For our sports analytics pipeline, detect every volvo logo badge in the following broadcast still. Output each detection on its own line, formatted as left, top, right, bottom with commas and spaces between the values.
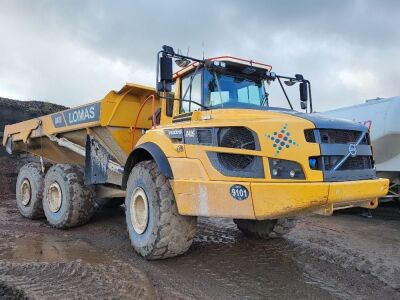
349, 144, 357, 157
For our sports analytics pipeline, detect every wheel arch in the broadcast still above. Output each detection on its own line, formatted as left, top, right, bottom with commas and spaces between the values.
122, 142, 173, 189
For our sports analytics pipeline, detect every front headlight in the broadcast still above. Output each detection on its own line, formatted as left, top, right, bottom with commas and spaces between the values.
268, 158, 305, 179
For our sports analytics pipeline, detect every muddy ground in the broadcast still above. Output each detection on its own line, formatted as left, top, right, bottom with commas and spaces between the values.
0, 156, 400, 299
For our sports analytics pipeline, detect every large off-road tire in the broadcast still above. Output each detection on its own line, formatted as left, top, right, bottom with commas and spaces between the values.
43, 164, 95, 228
234, 218, 296, 239
125, 160, 197, 260
15, 162, 45, 219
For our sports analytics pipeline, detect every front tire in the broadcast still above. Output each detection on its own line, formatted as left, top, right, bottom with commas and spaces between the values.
43, 164, 95, 228
16, 163, 45, 219
234, 218, 296, 239
125, 160, 197, 260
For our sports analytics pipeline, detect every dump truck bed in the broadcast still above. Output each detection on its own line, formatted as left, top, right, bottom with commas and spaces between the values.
3, 83, 159, 166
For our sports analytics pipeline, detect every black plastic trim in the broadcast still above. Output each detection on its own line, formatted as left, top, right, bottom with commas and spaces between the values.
207, 152, 264, 178
122, 142, 173, 189
172, 112, 193, 123
323, 169, 375, 182
268, 158, 305, 180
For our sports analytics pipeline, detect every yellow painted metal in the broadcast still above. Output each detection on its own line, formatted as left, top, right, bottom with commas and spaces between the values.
156, 108, 323, 182
3, 83, 161, 162
172, 179, 255, 219
251, 182, 329, 219
328, 178, 388, 203
172, 177, 388, 220
168, 158, 209, 180
251, 178, 388, 219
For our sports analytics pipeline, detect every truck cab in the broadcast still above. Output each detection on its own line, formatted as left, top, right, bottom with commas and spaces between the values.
126, 46, 388, 220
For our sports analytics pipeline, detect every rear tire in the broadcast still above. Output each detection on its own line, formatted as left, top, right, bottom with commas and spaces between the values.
125, 160, 197, 260
234, 218, 296, 239
43, 164, 95, 228
16, 162, 45, 219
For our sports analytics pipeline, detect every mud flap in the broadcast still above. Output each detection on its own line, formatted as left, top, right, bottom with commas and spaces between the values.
5, 135, 13, 155
85, 136, 109, 185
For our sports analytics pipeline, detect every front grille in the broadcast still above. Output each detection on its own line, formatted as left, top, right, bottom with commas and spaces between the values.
339, 156, 373, 170
304, 129, 316, 142
218, 127, 256, 150
217, 153, 254, 170
319, 129, 369, 145
196, 128, 213, 145
322, 155, 373, 171
216, 127, 257, 171
306, 127, 374, 181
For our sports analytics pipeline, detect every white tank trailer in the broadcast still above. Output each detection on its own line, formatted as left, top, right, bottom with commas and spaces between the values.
321, 96, 400, 200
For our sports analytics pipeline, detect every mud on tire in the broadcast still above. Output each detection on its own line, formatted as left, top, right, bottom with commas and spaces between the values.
43, 164, 95, 228
16, 162, 46, 219
125, 160, 197, 260
234, 218, 296, 239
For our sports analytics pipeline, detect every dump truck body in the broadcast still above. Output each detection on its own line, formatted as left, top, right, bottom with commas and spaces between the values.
4, 90, 388, 218
2, 46, 389, 259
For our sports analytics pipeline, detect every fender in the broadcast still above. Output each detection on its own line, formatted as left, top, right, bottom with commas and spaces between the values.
122, 142, 173, 189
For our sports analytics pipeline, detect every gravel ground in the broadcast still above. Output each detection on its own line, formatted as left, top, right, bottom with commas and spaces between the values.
0, 156, 400, 299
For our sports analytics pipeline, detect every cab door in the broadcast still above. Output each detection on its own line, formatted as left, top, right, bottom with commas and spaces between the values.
172, 70, 203, 120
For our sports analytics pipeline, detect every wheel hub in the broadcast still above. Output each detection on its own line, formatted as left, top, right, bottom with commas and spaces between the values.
48, 182, 62, 213
21, 179, 31, 206
130, 187, 149, 235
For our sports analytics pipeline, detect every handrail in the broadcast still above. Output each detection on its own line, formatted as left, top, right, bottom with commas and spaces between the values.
130, 94, 156, 150
208, 56, 272, 70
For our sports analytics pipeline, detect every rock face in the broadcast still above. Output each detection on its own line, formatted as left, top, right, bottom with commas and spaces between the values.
0, 97, 67, 156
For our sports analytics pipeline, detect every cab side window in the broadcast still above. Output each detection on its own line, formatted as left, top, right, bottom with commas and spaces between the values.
180, 71, 202, 113
166, 81, 175, 117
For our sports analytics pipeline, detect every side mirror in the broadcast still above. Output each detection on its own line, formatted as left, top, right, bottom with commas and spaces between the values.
299, 82, 308, 109
300, 82, 308, 102
157, 55, 173, 92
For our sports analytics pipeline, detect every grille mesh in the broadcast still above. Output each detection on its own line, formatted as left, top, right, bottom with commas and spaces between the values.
217, 127, 255, 170
319, 129, 368, 144
322, 155, 373, 171
217, 153, 254, 170
218, 127, 256, 150
339, 156, 373, 170
304, 129, 316, 142
196, 128, 213, 145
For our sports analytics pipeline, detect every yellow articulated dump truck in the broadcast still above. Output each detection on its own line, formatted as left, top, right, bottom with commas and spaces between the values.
3, 45, 389, 259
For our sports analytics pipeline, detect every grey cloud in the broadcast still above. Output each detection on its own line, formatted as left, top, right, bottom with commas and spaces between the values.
0, 0, 399, 110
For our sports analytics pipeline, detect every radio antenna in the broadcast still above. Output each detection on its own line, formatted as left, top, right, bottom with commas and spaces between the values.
202, 41, 205, 60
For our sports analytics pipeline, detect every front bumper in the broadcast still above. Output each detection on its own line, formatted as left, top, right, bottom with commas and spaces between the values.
251, 178, 389, 219
172, 178, 389, 219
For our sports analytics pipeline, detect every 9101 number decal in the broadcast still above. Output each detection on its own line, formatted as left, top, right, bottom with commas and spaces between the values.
230, 184, 249, 201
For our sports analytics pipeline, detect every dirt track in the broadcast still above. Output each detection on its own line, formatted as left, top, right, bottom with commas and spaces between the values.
1, 156, 400, 299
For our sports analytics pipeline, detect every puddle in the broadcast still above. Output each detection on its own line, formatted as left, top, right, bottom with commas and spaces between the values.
0, 235, 109, 264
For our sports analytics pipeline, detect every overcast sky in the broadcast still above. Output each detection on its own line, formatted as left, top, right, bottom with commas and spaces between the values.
0, 0, 399, 111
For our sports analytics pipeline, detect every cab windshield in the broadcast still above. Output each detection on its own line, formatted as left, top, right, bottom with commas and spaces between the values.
203, 69, 267, 109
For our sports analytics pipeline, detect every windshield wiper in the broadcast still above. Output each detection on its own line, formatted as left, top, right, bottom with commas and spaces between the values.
212, 71, 224, 107
260, 92, 269, 107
